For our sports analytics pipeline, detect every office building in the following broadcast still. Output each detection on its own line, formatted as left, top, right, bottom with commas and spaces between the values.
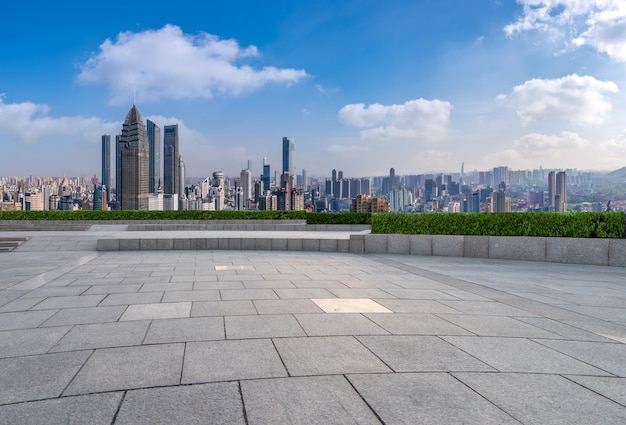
556, 171, 567, 212
241, 168, 252, 201
146, 120, 160, 194
101, 135, 111, 191
262, 158, 270, 191
163, 124, 179, 196
282, 137, 295, 175
548, 171, 556, 209
118, 104, 149, 210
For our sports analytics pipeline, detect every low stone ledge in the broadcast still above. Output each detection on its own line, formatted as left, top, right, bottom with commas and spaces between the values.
387, 234, 410, 255
96, 239, 119, 251
432, 235, 464, 257
364, 234, 388, 254
409, 235, 432, 256
489, 236, 546, 262
609, 239, 626, 267
547, 238, 609, 266
464, 236, 489, 258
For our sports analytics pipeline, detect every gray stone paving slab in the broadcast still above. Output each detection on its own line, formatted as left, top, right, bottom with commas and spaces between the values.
373, 298, 463, 314
357, 335, 495, 372
348, 372, 520, 424
516, 317, 617, 342
438, 300, 539, 316
193, 281, 246, 290
191, 300, 257, 316
120, 302, 192, 321
243, 279, 297, 289
182, 339, 287, 383
41, 305, 127, 327
50, 320, 150, 352
161, 289, 220, 302
0, 326, 71, 358
455, 372, 626, 424
0, 296, 46, 312
328, 288, 396, 299
144, 316, 224, 344
443, 336, 611, 375
82, 283, 142, 295
253, 299, 324, 314
0, 309, 57, 330
438, 314, 562, 338
0, 351, 92, 404
116, 382, 245, 425
536, 339, 626, 377
139, 282, 193, 292
29, 294, 106, 310
273, 288, 336, 299
365, 313, 473, 335
242, 375, 382, 425
273, 336, 392, 376
0, 392, 123, 425
99, 291, 163, 306
225, 314, 306, 339
64, 343, 185, 395
220, 288, 278, 300
295, 313, 389, 336
22, 286, 88, 298
565, 375, 626, 406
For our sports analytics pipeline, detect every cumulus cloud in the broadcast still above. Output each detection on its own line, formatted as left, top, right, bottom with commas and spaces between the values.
77, 24, 309, 104
496, 74, 618, 125
338, 98, 452, 143
0, 95, 119, 145
505, 0, 626, 61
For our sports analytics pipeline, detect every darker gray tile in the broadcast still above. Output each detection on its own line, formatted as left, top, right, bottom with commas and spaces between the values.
566, 375, 626, 406
64, 344, 184, 395
365, 313, 472, 335
99, 291, 163, 306
182, 339, 287, 383
537, 339, 626, 377
30, 295, 106, 310
143, 317, 224, 344
253, 299, 324, 314
191, 300, 257, 316
0, 310, 57, 331
115, 382, 245, 425
0, 326, 70, 358
348, 373, 519, 424
438, 314, 561, 338
225, 314, 306, 339
50, 320, 150, 352
242, 376, 381, 425
295, 313, 389, 336
41, 305, 126, 327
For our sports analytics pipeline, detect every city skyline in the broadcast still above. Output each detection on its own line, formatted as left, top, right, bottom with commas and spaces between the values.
1, 1, 625, 178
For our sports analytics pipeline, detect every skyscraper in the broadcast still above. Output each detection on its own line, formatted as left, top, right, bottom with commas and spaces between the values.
556, 171, 567, 212
101, 134, 111, 192
118, 104, 149, 210
241, 168, 252, 201
115, 134, 121, 205
262, 158, 270, 191
163, 124, 179, 196
548, 171, 556, 209
282, 137, 295, 175
146, 120, 161, 194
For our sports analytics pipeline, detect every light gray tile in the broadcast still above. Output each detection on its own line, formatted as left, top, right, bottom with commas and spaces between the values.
348, 373, 519, 424
455, 372, 626, 425
242, 376, 381, 425
273, 336, 391, 376
144, 317, 224, 344
65, 344, 185, 395
182, 339, 287, 383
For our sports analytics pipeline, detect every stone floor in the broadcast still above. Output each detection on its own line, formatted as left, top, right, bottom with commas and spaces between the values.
0, 229, 625, 424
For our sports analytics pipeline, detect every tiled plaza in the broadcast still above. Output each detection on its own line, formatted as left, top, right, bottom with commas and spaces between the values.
0, 228, 625, 424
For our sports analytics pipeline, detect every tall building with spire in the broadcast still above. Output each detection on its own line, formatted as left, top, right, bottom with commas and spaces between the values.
163, 124, 180, 197
282, 137, 295, 175
117, 104, 149, 210
146, 120, 160, 194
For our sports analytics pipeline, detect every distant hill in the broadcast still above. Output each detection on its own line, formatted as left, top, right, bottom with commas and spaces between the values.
605, 166, 626, 180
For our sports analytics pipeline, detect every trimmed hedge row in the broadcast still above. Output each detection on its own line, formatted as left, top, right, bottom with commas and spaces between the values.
370, 212, 625, 238
305, 212, 372, 225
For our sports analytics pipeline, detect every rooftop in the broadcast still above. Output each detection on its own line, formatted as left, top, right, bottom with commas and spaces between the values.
0, 225, 625, 423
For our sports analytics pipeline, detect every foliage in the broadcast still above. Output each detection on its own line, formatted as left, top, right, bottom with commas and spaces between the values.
370, 212, 625, 238
305, 212, 372, 225
0, 210, 308, 221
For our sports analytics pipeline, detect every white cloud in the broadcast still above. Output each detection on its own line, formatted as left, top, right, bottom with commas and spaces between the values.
497, 74, 618, 125
505, 0, 626, 61
0, 95, 119, 145
338, 98, 452, 143
77, 24, 309, 104
326, 144, 371, 153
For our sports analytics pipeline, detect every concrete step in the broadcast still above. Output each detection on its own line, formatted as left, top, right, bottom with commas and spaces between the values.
0, 237, 30, 252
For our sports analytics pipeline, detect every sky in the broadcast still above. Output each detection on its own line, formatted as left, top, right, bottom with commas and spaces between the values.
1, 0, 626, 179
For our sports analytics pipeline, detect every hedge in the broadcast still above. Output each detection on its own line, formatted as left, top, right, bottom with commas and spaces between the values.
370, 212, 625, 238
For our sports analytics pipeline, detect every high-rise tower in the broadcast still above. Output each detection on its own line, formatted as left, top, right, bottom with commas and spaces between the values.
548, 171, 556, 209
556, 171, 567, 212
118, 104, 149, 210
146, 120, 161, 194
163, 124, 180, 196
282, 137, 295, 175
101, 135, 111, 192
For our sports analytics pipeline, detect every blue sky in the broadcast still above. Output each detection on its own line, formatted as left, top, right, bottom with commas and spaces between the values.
1, 0, 625, 179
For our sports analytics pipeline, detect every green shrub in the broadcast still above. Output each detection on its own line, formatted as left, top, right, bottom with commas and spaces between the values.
371, 212, 625, 238
305, 212, 371, 225
0, 210, 308, 221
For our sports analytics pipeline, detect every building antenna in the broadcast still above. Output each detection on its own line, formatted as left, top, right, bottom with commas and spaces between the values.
133, 83, 136, 105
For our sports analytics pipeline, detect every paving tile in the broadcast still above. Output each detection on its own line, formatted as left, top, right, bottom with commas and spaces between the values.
565, 375, 626, 406
0, 326, 71, 358
82, 283, 142, 295
273, 336, 391, 376
120, 302, 192, 321
182, 339, 287, 383
253, 299, 324, 314
143, 317, 224, 344
455, 372, 626, 424
64, 344, 185, 395
515, 317, 616, 342
50, 320, 150, 352
536, 339, 626, 377
0, 351, 92, 404
191, 300, 257, 316
290, 279, 348, 288
295, 313, 389, 336
311, 298, 392, 313
438, 300, 539, 317
41, 305, 126, 327
373, 299, 461, 314
443, 336, 611, 375
365, 313, 472, 336
30, 294, 106, 310
115, 382, 245, 425
0, 309, 57, 331
161, 290, 220, 302
273, 288, 336, 299
243, 279, 297, 289
438, 314, 561, 338
99, 291, 163, 306
220, 288, 278, 300
0, 296, 46, 312
328, 288, 396, 299
242, 376, 381, 425
139, 282, 193, 292
225, 314, 305, 339
0, 392, 123, 425
358, 335, 495, 372
348, 372, 519, 424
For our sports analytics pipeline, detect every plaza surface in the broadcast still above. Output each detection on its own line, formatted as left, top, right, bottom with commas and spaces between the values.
0, 227, 625, 424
